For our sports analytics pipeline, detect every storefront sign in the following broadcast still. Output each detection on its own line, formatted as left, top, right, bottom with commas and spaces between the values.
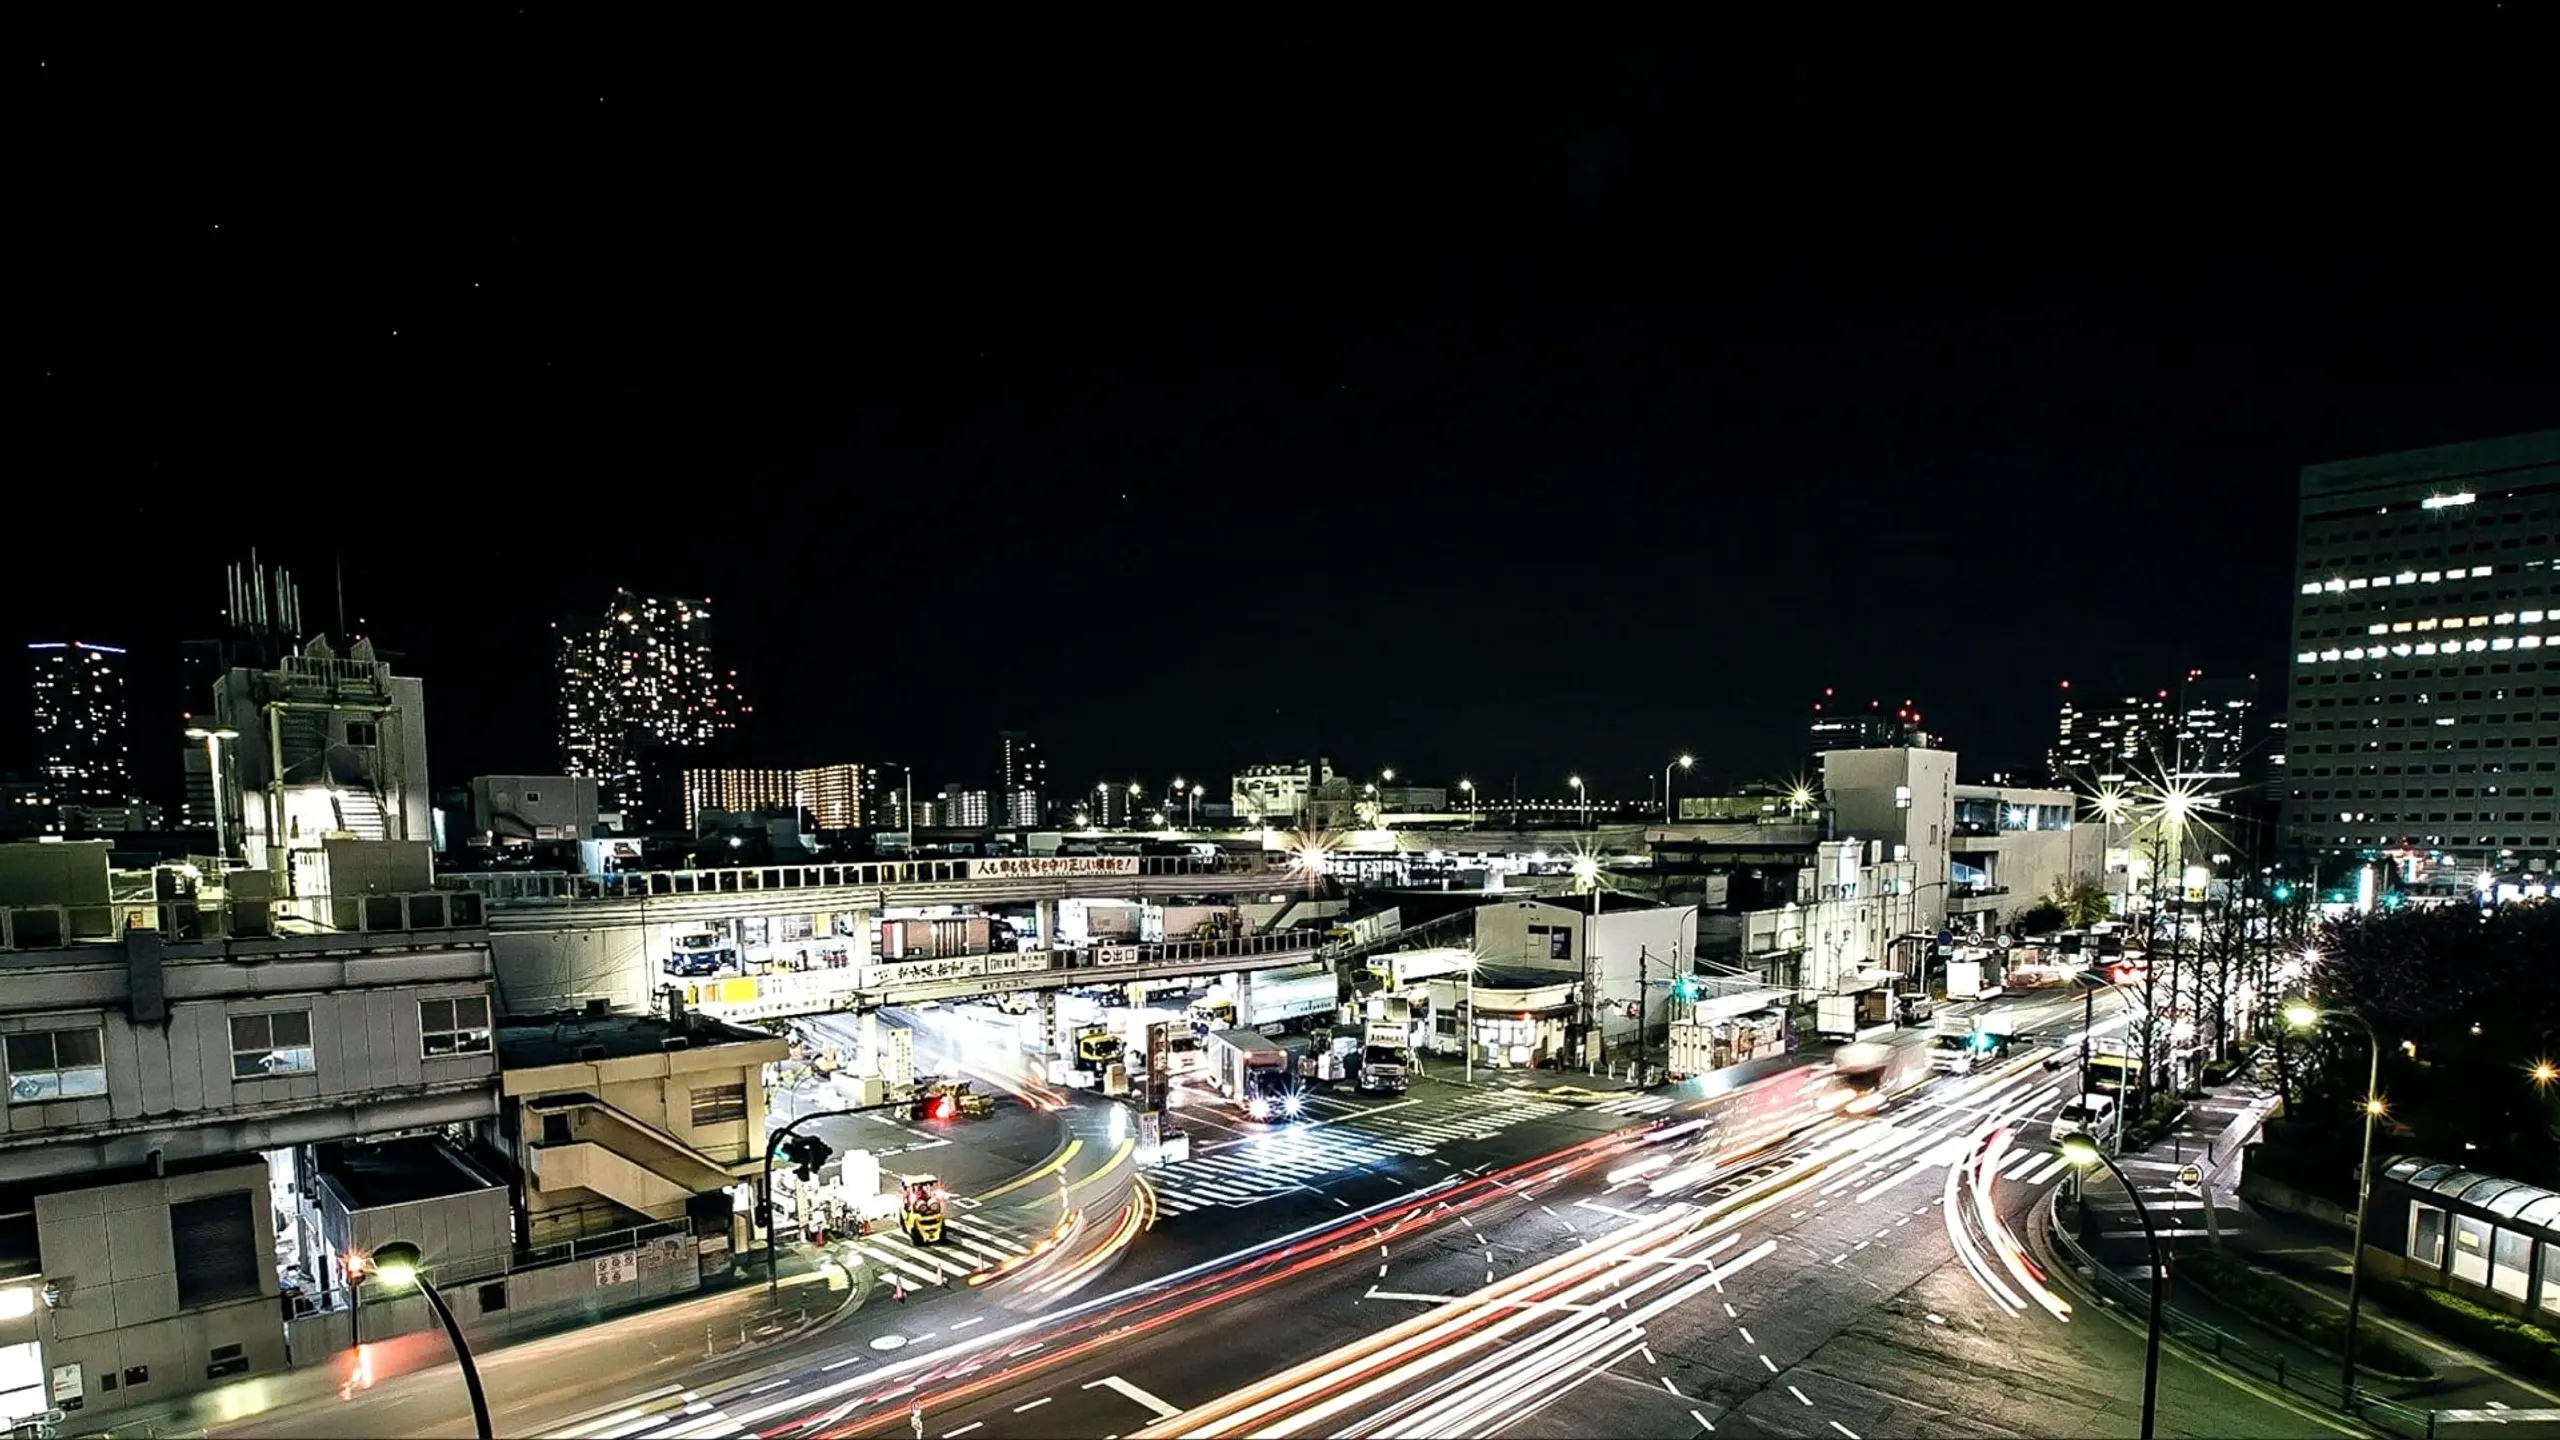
859, 956, 991, 990
965, 856, 1141, 880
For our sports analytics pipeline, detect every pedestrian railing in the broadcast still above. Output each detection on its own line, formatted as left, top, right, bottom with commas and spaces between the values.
2043, 1190, 2448, 1439
447, 852, 1291, 905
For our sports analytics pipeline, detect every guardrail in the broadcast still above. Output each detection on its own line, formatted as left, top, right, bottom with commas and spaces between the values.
446, 852, 1292, 905
2043, 1189, 2446, 1439
0, 889, 487, 953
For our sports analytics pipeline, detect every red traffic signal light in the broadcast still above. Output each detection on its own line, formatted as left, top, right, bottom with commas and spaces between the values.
931, 1094, 956, 1121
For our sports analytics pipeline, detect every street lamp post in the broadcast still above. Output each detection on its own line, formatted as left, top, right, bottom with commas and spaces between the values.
2058, 1137, 2163, 1440
185, 726, 240, 863
1463, 951, 1479, 1086
1662, 754, 1693, 824
362, 1242, 492, 1440
2285, 1000, 2384, 1396
1457, 778, 1474, 819
1568, 774, 1587, 830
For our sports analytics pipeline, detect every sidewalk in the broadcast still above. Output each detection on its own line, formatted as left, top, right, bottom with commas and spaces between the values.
2067, 1074, 2557, 1416
77, 1257, 856, 1439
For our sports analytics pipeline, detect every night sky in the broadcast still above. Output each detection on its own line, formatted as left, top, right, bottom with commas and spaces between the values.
23, 18, 2558, 808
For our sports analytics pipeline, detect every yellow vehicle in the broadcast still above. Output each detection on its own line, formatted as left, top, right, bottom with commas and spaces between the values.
1073, 1023, 1125, 1073
899, 1174, 947, 1245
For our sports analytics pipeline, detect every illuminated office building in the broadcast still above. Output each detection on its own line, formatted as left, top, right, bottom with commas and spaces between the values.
558, 592, 742, 827
29, 640, 134, 805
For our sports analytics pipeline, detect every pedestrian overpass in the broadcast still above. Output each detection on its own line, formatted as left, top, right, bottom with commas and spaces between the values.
446, 852, 1323, 1018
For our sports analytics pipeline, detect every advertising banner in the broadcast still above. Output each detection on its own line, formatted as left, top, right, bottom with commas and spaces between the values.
965, 856, 1142, 880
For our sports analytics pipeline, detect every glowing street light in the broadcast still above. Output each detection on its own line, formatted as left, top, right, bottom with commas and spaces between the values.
1662, 754, 1694, 823
2285, 1001, 2384, 1395
1457, 778, 1474, 817
2057, 1138, 2161, 1440
359, 1241, 491, 1439
2530, 1060, 2558, 1087
1568, 774, 1587, 830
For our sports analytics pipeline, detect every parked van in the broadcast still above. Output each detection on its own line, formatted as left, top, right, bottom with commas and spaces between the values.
2050, 1093, 2120, 1148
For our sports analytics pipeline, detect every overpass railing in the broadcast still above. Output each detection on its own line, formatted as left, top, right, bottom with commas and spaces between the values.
447, 852, 1290, 905
2043, 1190, 2446, 1439
683, 930, 1327, 1017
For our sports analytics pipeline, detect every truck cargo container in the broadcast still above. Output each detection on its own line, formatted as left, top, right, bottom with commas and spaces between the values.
879, 916, 992, 960
1815, 988, 1892, 1041
1204, 1027, 1296, 1122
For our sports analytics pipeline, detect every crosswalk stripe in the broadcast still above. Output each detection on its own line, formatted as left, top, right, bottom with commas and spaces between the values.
2021, 1155, 2070, 1187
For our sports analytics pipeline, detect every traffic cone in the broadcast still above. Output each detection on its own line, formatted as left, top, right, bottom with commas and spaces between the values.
937, 1266, 952, 1288
891, 1273, 907, 1302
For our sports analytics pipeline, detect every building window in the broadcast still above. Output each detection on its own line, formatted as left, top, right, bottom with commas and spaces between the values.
345, 720, 380, 748
420, 996, 493, 1058
689, 1083, 748, 1126
5, 1026, 106, 1104
2408, 1202, 2446, 1268
230, 1010, 316, 1079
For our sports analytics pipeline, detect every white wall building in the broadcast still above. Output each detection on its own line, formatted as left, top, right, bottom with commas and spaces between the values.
0, 841, 497, 1421
1233, 760, 1334, 826
210, 637, 433, 901
1822, 747, 1957, 936
1471, 897, 1700, 1063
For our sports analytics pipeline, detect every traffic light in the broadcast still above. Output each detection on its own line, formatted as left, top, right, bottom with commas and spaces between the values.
781, 1133, 833, 1181
2271, 882, 2294, 903
1674, 976, 1699, 1000
2382, 891, 2407, 911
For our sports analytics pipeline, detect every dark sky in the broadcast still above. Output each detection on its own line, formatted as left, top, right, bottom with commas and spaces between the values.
22, 16, 2559, 809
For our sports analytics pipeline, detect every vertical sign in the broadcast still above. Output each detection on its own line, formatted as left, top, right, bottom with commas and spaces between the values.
880, 1027, 914, 1089
1145, 1021, 1171, 1111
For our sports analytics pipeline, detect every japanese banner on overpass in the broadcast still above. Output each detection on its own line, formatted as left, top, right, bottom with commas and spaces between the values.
965, 856, 1141, 880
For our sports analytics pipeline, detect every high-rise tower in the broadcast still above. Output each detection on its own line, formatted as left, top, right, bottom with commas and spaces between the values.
29, 641, 134, 805
557, 591, 742, 827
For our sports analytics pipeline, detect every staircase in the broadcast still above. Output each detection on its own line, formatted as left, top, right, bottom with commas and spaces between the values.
330, 788, 389, 840
524, 1097, 746, 1228
1327, 908, 1478, 970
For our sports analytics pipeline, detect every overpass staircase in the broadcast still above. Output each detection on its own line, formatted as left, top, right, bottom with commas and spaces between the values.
522, 1096, 749, 1232
1329, 908, 1479, 976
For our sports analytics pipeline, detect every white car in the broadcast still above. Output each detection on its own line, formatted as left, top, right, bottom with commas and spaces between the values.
2050, 1093, 2120, 1148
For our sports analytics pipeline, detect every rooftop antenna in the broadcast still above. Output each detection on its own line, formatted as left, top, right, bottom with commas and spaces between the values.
335, 555, 348, 640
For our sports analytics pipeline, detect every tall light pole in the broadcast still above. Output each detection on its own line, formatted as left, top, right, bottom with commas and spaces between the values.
1661, 754, 1693, 824
1173, 777, 1197, 829
1568, 774, 1587, 831
186, 726, 240, 864
360, 1242, 492, 1440
1463, 950, 1480, 1085
1096, 782, 1111, 830
1572, 855, 1601, 1072
2058, 1138, 2162, 1440
1457, 778, 1474, 819
2285, 1000, 2384, 1396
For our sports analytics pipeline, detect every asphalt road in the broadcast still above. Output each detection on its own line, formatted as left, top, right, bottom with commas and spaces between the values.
161, 981, 2355, 1440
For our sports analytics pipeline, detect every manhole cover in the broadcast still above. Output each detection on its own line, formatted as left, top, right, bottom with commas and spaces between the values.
872, 1334, 909, 1351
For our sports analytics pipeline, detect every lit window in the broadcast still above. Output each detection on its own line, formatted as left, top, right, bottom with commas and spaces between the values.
5, 1027, 106, 1105
229, 1010, 316, 1079
421, 996, 494, 1059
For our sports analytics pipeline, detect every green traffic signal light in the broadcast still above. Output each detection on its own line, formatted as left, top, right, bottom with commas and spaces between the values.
2271, 882, 2294, 902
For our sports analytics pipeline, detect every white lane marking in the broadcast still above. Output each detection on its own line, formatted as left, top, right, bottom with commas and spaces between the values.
1692, 1408, 1715, 1432
1738, 1326, 1755, 1344
1832, 1424, 1863, 1440
546, 1386, 689, 1439
943, 1426, 984, 1439
1789, 1384, 1813, 1406
1013, 1396, 1053, 1413
1760, 1354, 1779, 1373
1084, 1376, 1182, 1419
